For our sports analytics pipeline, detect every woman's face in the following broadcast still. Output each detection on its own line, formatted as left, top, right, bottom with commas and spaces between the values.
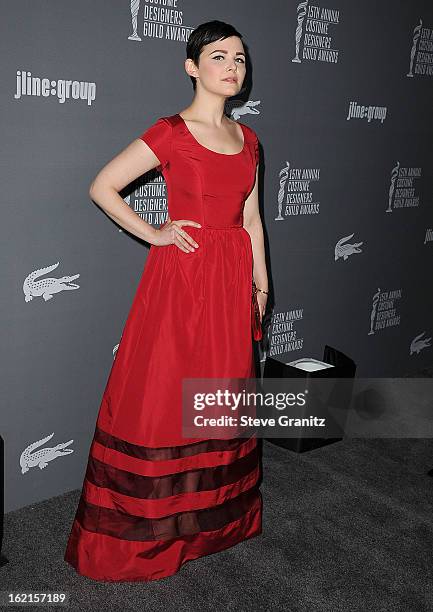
194, 36, 246, 96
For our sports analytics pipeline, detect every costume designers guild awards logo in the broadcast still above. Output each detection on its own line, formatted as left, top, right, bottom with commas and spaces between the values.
275, 163, 320, 220
386, 163, 421, 212
407, 19, 433, 77
368, 288, 402, 336
292, 1, 340, 64
127, 0, 195, 41
268, 309, 304, 356
129, 176, 168, 226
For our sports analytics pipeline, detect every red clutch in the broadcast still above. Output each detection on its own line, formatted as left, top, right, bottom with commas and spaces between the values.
251, 281, 263, 341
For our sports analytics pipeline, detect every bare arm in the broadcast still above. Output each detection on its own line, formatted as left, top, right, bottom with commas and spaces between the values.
88, 138, 200, 250
89, 139, 164, 243
243, 165, 268, 292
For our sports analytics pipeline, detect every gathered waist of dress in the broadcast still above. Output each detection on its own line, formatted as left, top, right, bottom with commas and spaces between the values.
170, 221, 245, 231
203, 224, 244, 230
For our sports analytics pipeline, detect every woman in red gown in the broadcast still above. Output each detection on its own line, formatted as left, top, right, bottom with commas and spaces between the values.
64, 20, 269, 582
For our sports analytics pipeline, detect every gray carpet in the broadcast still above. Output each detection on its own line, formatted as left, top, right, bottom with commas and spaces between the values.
2, 437, 432, 612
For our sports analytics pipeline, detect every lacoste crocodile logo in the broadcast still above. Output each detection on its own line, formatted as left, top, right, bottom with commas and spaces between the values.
20, 433, 74, 474
410, 332, 432, 355
23, 261, 80, 302
334, 233, 363, 261
228, 100, 260, 120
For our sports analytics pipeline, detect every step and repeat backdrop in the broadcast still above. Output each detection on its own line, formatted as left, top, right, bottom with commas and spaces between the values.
2, 1, 433, 511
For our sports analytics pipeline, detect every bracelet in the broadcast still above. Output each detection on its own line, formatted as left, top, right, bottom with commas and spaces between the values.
256, 287, 269, 295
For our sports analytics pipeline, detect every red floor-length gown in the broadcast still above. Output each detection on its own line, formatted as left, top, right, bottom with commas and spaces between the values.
64, 113, 263, 581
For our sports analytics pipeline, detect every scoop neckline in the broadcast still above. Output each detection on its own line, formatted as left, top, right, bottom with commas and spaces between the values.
176, 113, 246, 156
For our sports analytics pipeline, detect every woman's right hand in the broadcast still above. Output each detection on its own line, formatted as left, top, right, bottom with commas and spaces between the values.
152, 218, 201, 253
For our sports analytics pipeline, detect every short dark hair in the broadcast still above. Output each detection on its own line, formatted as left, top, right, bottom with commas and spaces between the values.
186, 20, 243, 90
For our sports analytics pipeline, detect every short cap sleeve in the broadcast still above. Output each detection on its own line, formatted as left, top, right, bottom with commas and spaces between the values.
138, 117, 172, 170
244, 124, 259, 166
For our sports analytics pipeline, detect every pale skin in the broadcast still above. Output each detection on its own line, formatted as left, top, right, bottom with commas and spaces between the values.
89, 35, 268, 320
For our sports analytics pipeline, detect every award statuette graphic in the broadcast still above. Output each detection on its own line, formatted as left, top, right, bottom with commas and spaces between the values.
368, 288, 381, 335
128, 0, 142, 41
292, 0, 309, 63
386, 161, 400, 213
407, 19, 422, 77
275, 162, 290, 221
